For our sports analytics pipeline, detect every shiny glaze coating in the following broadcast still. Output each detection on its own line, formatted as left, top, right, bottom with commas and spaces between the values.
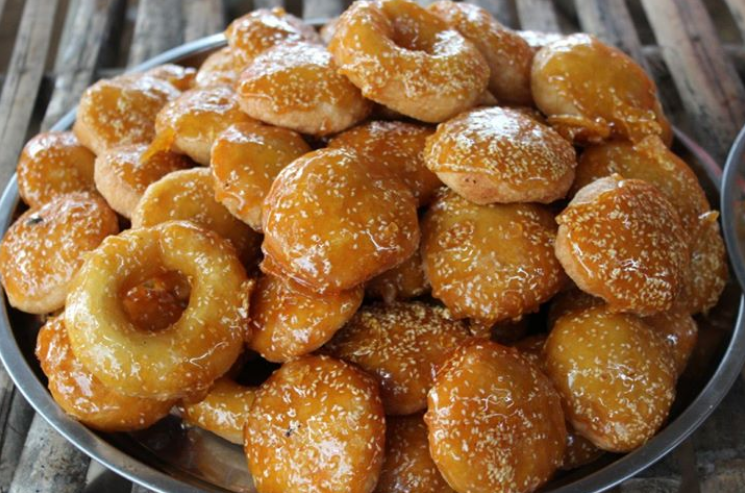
237, 42, 372, 136
328, 121, 441, 206
195, 47, 238, 89
556, 176, 689, 316
545, 305, 677, 452
36, 316, 176, 432
145, 64, 197, 92
325, 302, 470, 415
421, 189, 565, 323
644, 308, 699, 377
132, 168, 261, 266
426, 339, 566, 493
0, 192, 118, 314
225, 8, 321, 70
366, 249, 430, 303
211, 121, 310, 231
329, 0, 489, 123
249, 274, 363, 362
73, 73, 181, 155
244, 355, 386, 493
262, 147, 420, 293
94, 144, 191, 218
531, 34, 669, 144
375, 415, 454, 493
181, 378, 256, 444
65, 221, 250, 399
424, 107, 576, 204
429, 1, 534, 105
153, 86, 254, 165
17, 132, 97, 208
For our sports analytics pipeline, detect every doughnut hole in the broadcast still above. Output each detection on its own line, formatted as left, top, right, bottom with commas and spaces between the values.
121, 270, 191, 332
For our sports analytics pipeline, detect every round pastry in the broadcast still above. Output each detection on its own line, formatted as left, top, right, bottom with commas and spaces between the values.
225, 7, 321, 70
511, 333, 548, 368
94, 144, 191, 218
366, 249, 429, 303
17, 132, 97, 208
244, 355, 385, 493
562, 426, 604, 471
249, 274, 364, 362
517, 30, 564, 52
555, 175, 690, 316
424, 106, 577, 204
132, 167, 261, 266
545, 305, 677, 452
325, 302, 470, 415
36, 316, 176, 432
152, 86, 254, 165
547, 289, 603, 329
644, 308, 698, 377
375, 415, 454, 493
320, 16, 339, 44
531, 33, 670, 144
262, 147, 420, 293
144, 63, 197, 91
65, 221, 249, 399
236, 42, 372, 135
195, 47, 239, 89
426, 339, 566, 493
421, 189, 565, 323
328, 120, 441, 206
73, 73, 181, 155
211, 121, 311, 231
428, 1, 534, 105
121, 271, 190, 332
0, 192, 118, 314
329, 0, 489, 123
181, 378, 256, 444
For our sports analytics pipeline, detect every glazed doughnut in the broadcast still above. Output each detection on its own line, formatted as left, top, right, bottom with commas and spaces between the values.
424, 106, 577, 204
517, 30, 564, 52
151, 86, 254, 165
376, 415, 454, 493
428, 1, 534, 105
121, 271, 190, 332
531, 34, 670, 144
556, 176, 690, 316
547, 289, 603, 329
244, 355, 385, 493
426, 339, 566, 493
17, 132, 97, 208
512, 333, 547, 368
325, 302, 470, 415
225, 7, 321, 70
262, 147, 420, 293
132, 168, 261, 266
94, 144, 191, 218
545, 305, 676, 452
644, 308, 698, 377
236, 42, 372, 135
181, 378, 256, 444
73, 73, 181, 155
145, 64, 197, 91
249, 274, 364, 362
366, 249, 429, 303
328, 121, 441, 206
0, 192, 118, 314
320, 16, 339, 45
211, 121, 311, 231
65, 221, 250, 399
562, 427, 604, 471
573, 136, 710, 236
421, 189, 565, 323
195, 47, 238, 89
36, 316, 176, 432
329, 0, 489, 123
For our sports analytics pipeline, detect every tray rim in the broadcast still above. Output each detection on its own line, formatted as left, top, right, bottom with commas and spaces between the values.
0, 32, 743, 493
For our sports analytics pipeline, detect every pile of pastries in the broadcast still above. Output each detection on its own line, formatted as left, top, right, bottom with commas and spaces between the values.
0, 1, 728, 492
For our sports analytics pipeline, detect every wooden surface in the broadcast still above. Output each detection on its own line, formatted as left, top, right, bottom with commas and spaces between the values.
0, 0, 743, 492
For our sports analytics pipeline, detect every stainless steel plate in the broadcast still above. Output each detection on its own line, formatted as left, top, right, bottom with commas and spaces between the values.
0, 33, 744, 493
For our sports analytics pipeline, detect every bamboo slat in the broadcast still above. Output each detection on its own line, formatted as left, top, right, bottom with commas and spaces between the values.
184, 0, 226, 42
724, 0, 745, 41
515, 0, 561, 32
128, 0, 184, 67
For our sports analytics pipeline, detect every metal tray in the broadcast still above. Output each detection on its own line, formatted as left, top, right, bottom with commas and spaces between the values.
0, 32, 744, 493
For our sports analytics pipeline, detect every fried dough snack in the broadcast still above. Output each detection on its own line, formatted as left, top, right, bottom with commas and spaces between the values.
556, 176, 689, 316
245, 355, 386, 493
145, 64, 197, 92
237, 42, 372, 135
421, 189, 565, 323
17, 132, 97, 208
426, 339, 566, 493
181, 378, 256, 444
424, 106, 577, 204
329, 0, 489, 122
262, 148, 420, 293
366, 249, 430, 303
249, 274, 364, 362
325, 302, 470, 415
211, 121, 311, 231
0, 192, 118, 314
645, 308, 698, 377
195, 47, 238, 89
